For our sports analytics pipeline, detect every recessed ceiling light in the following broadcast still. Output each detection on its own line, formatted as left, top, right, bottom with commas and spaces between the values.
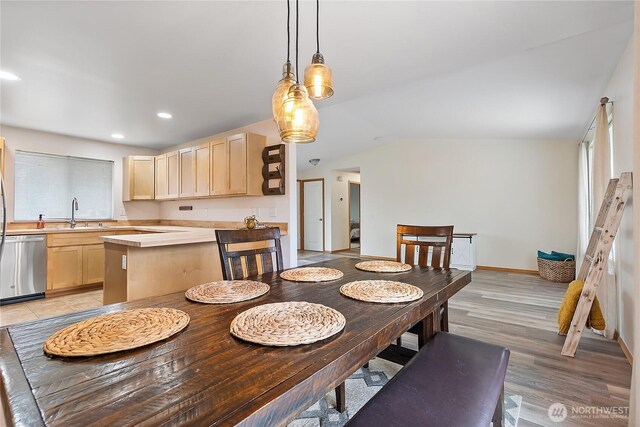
157, 112, 173, 119
111, 133, 124, 139
0, 70, 20, 81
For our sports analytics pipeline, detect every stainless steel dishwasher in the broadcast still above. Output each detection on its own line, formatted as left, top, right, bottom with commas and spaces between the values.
0, 234, 46, 305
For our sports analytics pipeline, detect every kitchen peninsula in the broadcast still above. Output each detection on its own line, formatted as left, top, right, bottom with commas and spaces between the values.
101, 224, 287, 304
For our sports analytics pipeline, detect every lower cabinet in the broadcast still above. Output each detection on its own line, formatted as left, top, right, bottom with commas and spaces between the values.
83, 244, 105, 284
48, 246, 84, 290
450, 234, 477, 271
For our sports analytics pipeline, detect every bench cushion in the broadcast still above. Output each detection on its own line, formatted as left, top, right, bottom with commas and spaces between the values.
347, 332, 509, 427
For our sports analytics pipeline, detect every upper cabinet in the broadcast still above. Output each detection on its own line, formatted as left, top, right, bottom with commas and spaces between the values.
155, 151, 179, 200
124, 132, 267, 202
123, 156, 155, 201
210, 133, 265, 197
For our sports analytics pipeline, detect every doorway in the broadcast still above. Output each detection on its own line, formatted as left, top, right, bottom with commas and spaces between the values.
348, 181, 361, 251
298, 179, 325, 252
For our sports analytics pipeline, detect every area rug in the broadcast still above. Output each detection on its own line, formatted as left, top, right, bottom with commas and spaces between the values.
290, 356, 522, 427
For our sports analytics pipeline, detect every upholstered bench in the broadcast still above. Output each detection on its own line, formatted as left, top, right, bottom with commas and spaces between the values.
347, 332, 510, 427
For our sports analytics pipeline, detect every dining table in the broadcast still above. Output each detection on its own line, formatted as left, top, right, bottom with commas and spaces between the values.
0, 257, 471, 427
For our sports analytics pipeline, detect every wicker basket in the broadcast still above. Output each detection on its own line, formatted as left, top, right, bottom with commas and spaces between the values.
537, 257, 575, 283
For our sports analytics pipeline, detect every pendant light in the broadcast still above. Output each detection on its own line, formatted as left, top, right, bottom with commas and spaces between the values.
271, 0, 296, 120
304, 0, 333, 100
276, 0, 319, 143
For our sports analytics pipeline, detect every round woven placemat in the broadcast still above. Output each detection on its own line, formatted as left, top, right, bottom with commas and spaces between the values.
230, 302, 345, 346
280, 267, 344, 282
185, 280, 270, 304
43, 308, 190, 357
340, 280, 423, 303
355, 260, 412, 273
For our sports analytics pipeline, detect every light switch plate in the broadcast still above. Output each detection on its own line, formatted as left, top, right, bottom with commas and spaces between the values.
122, 255, 127, 270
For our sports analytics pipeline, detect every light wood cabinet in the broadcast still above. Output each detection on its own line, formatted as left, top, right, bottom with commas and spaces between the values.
210, 133, 266, 197
48, 246, 84, 290
83, 244, 105, 284
194, 143, 210, 197
179, 148, 195, 198
123, 156, 155, 201
210, 139, 227, 196
155, 154, 168, 199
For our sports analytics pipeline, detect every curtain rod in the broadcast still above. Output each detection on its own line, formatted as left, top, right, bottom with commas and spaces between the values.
580, 97, 613, 144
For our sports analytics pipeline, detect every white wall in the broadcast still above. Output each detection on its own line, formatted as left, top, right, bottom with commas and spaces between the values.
603, 36, 635, 356
300, 138, 578, 270
330, 171, 361, 251
0, 125, 160, 222
158, 119, 297, 267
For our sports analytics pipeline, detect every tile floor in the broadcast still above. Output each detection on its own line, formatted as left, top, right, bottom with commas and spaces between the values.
0, 290, 103, 327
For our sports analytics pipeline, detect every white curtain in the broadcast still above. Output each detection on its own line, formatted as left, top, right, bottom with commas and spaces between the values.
591, 102, 616, 339
576, 142, 590, 275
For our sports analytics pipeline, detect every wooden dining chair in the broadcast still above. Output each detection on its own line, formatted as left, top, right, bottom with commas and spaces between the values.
215, 228, 284, 280
396, 224, 454, 347
214, 227, 347, 412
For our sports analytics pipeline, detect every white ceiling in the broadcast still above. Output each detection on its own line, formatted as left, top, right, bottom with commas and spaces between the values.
0, 1, 633, 170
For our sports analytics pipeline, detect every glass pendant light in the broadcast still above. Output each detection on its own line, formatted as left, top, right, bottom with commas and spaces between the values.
271, 0, 295, 120
304, 0, 333, 100
277, 0, 319, 143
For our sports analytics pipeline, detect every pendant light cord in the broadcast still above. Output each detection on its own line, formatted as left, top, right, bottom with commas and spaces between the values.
286, 0, 290, 63
316, 0, 320, 54
295, 0, 299, 83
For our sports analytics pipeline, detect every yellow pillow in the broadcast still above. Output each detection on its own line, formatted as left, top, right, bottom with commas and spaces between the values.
557, 280, 606, 335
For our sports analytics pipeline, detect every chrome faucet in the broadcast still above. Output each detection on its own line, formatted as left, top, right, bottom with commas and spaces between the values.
69, 197, 79, 228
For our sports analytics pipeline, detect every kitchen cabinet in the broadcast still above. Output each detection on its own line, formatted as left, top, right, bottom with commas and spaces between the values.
123, 156, 155, 201
48, 246, 84, 290
155, 154, 168, 199
83, 244, 105, 284
210, 133, 265, 197
193, 143, 210, 197
179, 148, 195, 198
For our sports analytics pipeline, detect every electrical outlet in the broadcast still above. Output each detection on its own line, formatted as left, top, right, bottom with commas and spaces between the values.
122, 255, 127, 270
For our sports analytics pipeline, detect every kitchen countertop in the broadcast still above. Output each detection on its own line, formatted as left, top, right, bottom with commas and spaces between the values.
7, 224, 287, 248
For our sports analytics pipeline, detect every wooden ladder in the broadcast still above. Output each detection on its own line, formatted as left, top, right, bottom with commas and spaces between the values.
561, 172, 633, 357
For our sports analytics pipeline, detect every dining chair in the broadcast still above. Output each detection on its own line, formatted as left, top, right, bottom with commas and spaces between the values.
396, 224, 454, 348
215, 228, 284, 279
214, 227, 347, 412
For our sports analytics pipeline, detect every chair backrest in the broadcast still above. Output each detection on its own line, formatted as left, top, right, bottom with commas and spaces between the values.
215, 228, 284, 280
396, 224, 454, 269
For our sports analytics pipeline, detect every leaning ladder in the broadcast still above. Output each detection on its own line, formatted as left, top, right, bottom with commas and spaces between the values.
561, 172, 633, 357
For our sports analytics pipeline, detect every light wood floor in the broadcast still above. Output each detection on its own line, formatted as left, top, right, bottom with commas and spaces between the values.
299, 250, 632, 426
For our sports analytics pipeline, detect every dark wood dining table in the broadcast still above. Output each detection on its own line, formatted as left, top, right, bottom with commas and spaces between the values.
0, 257, 471, 427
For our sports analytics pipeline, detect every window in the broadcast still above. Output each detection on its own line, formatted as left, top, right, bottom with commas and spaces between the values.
14, 151, 113, 221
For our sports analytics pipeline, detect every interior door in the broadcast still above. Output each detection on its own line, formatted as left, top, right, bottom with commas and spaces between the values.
303, 180, 323, 251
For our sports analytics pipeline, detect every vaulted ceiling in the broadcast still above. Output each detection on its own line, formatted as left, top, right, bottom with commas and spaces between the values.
0, 1, 633, 170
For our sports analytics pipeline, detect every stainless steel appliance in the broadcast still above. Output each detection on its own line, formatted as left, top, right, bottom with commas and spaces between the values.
0, 234, 46, 304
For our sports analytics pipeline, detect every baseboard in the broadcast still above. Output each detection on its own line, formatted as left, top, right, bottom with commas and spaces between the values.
46, 283, 103, 298
328, 248, 352, 253
477, 265, 539, 275
614, 330, 633, 365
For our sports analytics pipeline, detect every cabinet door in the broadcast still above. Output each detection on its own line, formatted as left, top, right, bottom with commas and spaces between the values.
155, 154, 168, 199
228, 134, 247, 194
83, 244, 105, 284
131, 156, 155, 200
210, 139, 228, 195
451, 238, 472, 269
48, 246, 83, 290
179, 148, 195, 198
194, 143, 210, 197
166, 151, 179, 199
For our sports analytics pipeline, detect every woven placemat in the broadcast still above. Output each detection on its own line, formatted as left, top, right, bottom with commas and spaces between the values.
355, 260, 412, 273
280, 267, 344, 282
230, 302, 345, 346
340, 280, 423, 303
185, 280, 270, 304
43, 308, 190, 357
